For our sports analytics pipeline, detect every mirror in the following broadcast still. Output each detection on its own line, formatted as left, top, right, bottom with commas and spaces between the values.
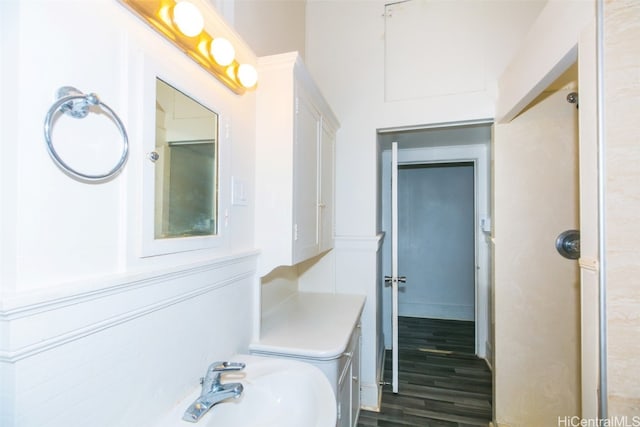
154, 78, 218, 239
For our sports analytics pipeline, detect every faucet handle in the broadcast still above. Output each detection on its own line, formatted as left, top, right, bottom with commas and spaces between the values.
208, 361, 246, 373
201, 361, 246, 394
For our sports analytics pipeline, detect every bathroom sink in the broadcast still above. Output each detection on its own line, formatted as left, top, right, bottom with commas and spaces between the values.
156, 354, 336, 427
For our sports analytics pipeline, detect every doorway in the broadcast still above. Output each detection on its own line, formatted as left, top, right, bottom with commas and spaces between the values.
396, 161, 476, 361
378, 122, 492, 362
370, 123, 493, 424
397, 162, 475, 324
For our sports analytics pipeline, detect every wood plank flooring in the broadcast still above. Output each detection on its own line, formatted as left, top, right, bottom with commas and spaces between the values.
357, 317, 492, 427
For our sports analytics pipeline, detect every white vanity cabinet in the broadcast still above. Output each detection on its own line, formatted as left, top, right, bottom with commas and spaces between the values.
255, 52, 338, 275
337, 324, 362, 427
250, 293, 364, 427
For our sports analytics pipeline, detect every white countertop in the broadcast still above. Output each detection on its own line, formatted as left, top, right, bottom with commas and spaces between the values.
250, 292, 366, 360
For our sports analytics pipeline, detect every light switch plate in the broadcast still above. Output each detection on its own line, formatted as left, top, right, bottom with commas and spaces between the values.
232, 176, 248, 206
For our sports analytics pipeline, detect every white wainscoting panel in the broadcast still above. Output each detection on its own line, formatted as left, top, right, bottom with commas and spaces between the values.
0, 251, 258, 427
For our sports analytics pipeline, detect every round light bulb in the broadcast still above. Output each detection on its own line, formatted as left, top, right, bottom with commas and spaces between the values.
210, 38, 235, 66
173, 1, 204, 37
237, 64, 258, 88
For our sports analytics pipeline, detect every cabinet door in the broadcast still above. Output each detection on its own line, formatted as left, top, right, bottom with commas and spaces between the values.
350, 326, 362, 427
292, 83, 321, 263
319, 120, 335, 253
337, 361, 352, 427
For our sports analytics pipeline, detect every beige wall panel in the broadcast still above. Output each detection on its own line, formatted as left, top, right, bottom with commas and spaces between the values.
493, 89, 580, 425
605, 0, 640, 415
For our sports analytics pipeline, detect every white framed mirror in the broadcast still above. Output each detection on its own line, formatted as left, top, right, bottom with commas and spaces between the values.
154, 78, 218, 239
138, 54, 231, 257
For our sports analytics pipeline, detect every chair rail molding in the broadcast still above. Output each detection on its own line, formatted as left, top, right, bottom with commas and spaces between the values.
0, 251, 258, 363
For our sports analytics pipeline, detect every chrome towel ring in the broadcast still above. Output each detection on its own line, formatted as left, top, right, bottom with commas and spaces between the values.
43, 86, 129, 182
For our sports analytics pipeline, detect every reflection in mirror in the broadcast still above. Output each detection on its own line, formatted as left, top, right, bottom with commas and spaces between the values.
154, 78, 218, 239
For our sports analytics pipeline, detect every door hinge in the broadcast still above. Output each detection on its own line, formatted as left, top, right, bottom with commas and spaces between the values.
294, 224, 298, 241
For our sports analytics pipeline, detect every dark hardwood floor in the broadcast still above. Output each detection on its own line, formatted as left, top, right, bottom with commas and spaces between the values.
357, 317, 492, 427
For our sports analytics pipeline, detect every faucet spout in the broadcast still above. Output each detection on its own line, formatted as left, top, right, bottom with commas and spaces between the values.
182, 382, 243, 423
182, 361, 246, 423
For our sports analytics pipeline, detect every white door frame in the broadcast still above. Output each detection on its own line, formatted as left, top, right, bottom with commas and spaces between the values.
390, 142, 400, 393
379, 122, 492, 360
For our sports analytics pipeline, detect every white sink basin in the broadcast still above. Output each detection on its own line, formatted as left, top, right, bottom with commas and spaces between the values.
156, 354, 336, 427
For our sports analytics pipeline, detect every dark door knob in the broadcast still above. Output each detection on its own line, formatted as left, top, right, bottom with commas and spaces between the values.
556, 229, 580, 260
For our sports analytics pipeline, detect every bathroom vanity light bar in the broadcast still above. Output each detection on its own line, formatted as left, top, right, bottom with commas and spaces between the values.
119, 0, 258, 94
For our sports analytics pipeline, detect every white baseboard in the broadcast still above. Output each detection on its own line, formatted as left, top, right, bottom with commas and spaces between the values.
361, 334, 386, 411
399, 302, 474, 321
360, 382, 382, 412
485, 340, 493, 370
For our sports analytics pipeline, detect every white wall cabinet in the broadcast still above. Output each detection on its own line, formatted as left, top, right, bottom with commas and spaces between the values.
319, 117, 336, 254
256, 52, 339, 276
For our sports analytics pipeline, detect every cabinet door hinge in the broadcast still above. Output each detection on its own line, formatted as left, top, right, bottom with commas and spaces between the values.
295, 96, 299, 115
294, 223, 299, 241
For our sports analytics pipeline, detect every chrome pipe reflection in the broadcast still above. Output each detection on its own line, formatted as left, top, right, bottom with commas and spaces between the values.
596, 0, 608, 419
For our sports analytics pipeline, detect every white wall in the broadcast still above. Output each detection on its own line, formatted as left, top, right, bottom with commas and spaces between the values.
333, 234, 385, 410
0, 1, 258, 426
495, 0, 595, 122
305, 0, 541, 408
306, 0, 544, 235
232, 0, 306, 58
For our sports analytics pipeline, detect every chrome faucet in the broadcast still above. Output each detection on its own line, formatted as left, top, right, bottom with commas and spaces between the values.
182, 361, 246, 423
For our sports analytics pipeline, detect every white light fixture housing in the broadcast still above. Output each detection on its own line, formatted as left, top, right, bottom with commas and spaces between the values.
120, 0, 258, 94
